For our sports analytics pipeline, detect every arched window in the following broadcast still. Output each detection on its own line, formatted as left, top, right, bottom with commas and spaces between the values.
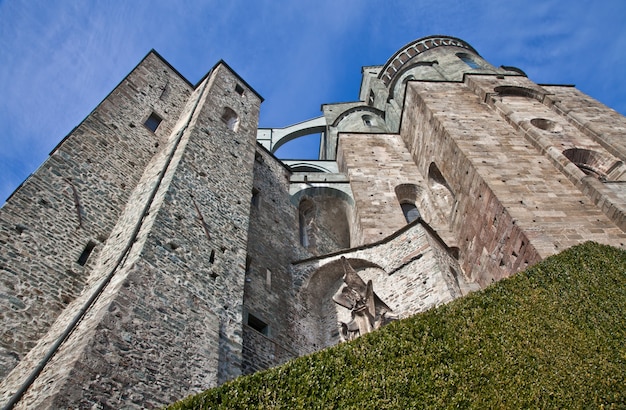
395, 184, 422, 224
299, 199, 315, 248
562, 148, 616, 180
400, 202, 420, 223
456, 53, 480, 69
221, 107, 239, 131
362, 114, 373, 127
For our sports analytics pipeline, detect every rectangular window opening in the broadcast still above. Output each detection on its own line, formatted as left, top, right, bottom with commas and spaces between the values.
144, 112, 163, 132
235, 84, 245, 96
77, 241, 97, 266
247, 313, 268, 335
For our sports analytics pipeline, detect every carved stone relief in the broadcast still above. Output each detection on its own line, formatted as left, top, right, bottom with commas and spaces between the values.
332, 257, 396, 341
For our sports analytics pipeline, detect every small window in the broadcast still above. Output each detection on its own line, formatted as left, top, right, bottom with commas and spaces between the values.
299, 199, 315, 248
221, 107, 239, 131
247, 313, 268, 335
77, 241, 97, 266
235, 84, 245, 96
362, 114, 373, 127
144, 112, 163, 132
368, 90, 375, 106
251, 188, 260, 208
401, 203, 420, 223
245, 255, 252, 274
457, 53, 480, 69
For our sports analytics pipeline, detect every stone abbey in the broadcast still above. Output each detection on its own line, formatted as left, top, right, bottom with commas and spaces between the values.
1, 35, 625, 408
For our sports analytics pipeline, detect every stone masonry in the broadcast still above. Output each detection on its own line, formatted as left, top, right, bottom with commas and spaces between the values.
1, 35, 625, 408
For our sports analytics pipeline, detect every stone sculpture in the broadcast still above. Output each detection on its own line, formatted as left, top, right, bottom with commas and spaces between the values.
333, 257, 396, 341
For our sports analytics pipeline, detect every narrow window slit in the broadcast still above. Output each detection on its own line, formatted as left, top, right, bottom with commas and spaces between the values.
77, 241, 97, 266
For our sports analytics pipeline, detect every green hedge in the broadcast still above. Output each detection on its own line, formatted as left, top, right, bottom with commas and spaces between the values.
168, 242, 626, 409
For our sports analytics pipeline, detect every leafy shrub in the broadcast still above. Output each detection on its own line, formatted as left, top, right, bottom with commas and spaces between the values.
167, 242, 626, 409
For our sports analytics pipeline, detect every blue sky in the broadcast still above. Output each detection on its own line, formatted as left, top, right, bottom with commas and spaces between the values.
1, 0, 625, 202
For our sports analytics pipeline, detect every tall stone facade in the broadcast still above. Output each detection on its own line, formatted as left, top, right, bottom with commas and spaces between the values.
1, 35, 625, 408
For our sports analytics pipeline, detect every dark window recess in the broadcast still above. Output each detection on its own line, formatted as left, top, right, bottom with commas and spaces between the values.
362, 114, 373, 127
401, 203, 420, 223
457, 53, 480, 69
245, 255, 252, 274
247, 313, 268, 335
144, 112, 163, 132
368, 90, 375, 106
235, 84, 245, 96
221, 107, 239, 131
251, 188, 260, 208
77, 241, 97, 266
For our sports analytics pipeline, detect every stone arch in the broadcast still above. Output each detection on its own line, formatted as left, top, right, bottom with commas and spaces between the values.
257, 117, 327, 154
299, 258, 386, 352
289, 163, 332, 173
298, 198, 316, 249
388, 61, 443, 101
562, 148, 623, 181
494, 85, 545, 102
530, 118, 563, 133
291, 187, 354, 253
394, 184, 422, 223
271, 128, 325, 153
332, 106, 387, 133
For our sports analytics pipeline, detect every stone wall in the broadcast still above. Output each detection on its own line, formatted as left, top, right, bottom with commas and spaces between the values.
289, 221, 467, 356
1, 61, 262, 409
400, 76, 626, 285
241, 146, 305, 374
0, 51, 192, 382
2, 35, 626, 409
337, 133, 426, 245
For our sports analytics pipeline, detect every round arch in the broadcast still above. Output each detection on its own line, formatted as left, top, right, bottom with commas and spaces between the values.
494, 85, 545, 102
292, 187, 355, 252
290, 186, 354, 207
387, 61, 441, 101
299, 257, 386, 350
288, 162, 334, 173
332, 106, 386, 128
271, 126, 326, 153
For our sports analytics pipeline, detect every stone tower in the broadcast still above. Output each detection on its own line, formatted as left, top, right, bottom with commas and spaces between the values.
2, 35, 626, 408
1, 53, 262, 408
